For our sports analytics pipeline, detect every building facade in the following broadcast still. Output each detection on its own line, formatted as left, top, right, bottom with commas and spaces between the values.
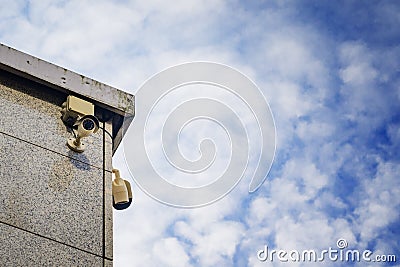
0, 44, 134, 266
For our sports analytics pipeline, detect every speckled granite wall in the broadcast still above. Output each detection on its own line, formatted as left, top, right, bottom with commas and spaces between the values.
0, 69, 113, 266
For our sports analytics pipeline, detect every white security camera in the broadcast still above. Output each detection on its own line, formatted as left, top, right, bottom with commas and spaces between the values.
112, 169, 133, 210
61, 95, 101, 153
67, 115, 99, 153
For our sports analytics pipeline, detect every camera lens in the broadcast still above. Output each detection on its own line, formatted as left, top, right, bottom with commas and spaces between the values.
82, 119, 95, 130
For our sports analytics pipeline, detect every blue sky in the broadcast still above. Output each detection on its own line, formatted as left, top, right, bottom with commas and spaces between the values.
1, 1, 399, 266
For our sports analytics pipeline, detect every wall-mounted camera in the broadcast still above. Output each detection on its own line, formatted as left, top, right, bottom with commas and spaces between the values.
66, 115, 99, 153
61, 95, 100, 153
112, 169, 133, 210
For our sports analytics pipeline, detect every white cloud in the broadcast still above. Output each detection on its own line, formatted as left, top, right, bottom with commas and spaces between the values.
354, 160, 400, 246
152, 237, 192, 267
0, 0, 25, 20
281, 159, 329, 197
174, 219, 244, 266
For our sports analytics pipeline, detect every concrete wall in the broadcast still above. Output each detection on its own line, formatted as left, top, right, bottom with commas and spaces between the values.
0, 69, 113, 266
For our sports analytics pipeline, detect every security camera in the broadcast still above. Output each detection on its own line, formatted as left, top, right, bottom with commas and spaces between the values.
112, 169, 133, 210
67, 115, 99, 153
61, 95, 95, 127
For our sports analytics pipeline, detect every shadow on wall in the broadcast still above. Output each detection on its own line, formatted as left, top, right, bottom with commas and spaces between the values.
49, 153, 91, 192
